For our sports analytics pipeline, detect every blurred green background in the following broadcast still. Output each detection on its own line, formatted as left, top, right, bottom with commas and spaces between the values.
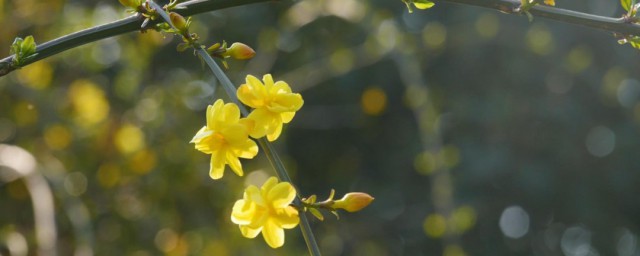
1, 0, 640, 255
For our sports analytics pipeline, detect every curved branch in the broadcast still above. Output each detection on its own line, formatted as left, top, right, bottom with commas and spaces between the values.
437, 0, 640, 35
0, 0, 272, 77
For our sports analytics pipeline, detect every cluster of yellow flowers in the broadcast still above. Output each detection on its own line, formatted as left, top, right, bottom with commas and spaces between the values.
190, 74, 304, 248
190, 74, 303, 180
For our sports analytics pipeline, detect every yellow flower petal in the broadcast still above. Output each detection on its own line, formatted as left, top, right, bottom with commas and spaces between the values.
234, 139, 259, 159
266, 122, 283, 142
281, 112, 295, 124
261, 177, 279, 196
240, 225, 262, 238
238, 75, 268, 108
209, 151, 226, 179
231, 200, 254, 225
274, 207, 300, 229
270, 81, 292, 94
246, 108, 275, 139
220, 123, 249, 145
206, 99, 224, 129
190, 126, 211, 143
222, 101, 241, 124
262, 219, 285, 248
246, 185, 266, 207
226, 152, 243, 176
262, 74, 275, 89
267, 182, 296, 209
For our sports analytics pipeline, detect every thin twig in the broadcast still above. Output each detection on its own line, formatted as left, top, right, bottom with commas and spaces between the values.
437, 0, 640, 35
0, 0, 272, 77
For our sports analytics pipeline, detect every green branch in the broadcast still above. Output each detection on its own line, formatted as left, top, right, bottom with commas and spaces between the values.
0, 0, 271, 77
436, 0, 640, 35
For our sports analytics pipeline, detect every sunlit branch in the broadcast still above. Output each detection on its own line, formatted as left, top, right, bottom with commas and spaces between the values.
437, 0, 640, 35
0, 0, 272, 77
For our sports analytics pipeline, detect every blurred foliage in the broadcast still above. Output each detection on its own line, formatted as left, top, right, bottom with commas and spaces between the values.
2, 0, 640, 255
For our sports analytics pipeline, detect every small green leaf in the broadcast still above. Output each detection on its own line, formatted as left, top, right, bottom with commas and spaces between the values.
413, 0, 435, 10
622, 0, 632, 11
21, 36, 36, 56
10, 37, 24, 55
309, 208, 324, 221
328, 189, 335, 201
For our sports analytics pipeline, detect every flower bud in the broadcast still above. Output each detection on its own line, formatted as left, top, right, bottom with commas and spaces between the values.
332, 192, 374, 212
169, 12, 188, 33
225, 42, 256, 60
119, 0, 140, 8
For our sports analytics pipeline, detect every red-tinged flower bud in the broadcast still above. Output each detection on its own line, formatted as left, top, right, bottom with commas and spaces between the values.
332, 192, 374, 212
225, 42, 256, 60
169, 12, 188, 33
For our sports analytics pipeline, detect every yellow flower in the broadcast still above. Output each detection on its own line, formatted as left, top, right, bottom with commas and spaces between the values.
231, 177, 300, 248
190, 99, 258, 180
544, 0, 555, 6
237, 74, 304, 141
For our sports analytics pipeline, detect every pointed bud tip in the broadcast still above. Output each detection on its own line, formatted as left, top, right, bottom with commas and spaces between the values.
226, 42, 256, 60
333, 192, 374, 213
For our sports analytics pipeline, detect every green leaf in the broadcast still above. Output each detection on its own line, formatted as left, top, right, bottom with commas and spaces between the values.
21, 35, 37, 56
628, 36, 640, 49
622, 0, 632, 11
309, 208, 324, 221
413, 0, 435, 9
10, 37, 24, 55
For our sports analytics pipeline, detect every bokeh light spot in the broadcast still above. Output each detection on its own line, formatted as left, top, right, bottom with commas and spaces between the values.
68, 80, 110, 126
64, 172, 88, 196
361, 87, 387, 116
444, 245, 467, 256
155, 228, 179, 253
475, 13, 499, 39
329, 48, 355, 74
616, 228, 637, 256
526, 24, 554, 55
0, 118, 17, 142
97, 163, 121, 188
13, 101, 38, 127
565, 46, 593, 74
16, 60, 53, 90
441, 145, 460, 168
403, 85, 428, 110
128, 149, 157, 175
423, 213, 447, 238
115, 124, 145, 155
499, 205, 530, 239
585, 125, 615, 157
451, 205, 477, 234
44, 124, 73, 150
561, 226, 593, 256
617, 79, 640, 108
414, 151, 437, 175
422, 22, 447, 50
